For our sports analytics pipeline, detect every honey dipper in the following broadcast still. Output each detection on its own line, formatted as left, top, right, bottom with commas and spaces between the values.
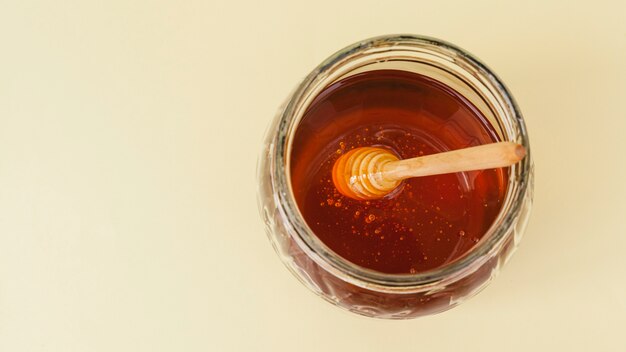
332, 142, 526, 200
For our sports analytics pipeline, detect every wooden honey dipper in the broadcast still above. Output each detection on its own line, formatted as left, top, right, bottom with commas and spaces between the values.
332, 141, 526, 200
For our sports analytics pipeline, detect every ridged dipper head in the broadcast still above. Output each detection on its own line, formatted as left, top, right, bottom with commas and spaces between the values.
332, 147, 401, 200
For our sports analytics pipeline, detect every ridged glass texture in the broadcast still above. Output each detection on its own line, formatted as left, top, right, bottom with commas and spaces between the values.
257, 35, 533, 319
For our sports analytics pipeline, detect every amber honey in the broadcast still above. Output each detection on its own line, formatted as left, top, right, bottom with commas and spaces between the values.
290, 70, 507, 274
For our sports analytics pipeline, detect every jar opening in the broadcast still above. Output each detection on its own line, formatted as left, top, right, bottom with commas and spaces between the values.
273, 35, 531, 290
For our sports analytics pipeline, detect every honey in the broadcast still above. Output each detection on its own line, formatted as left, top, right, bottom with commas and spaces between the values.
290, 70, 507, 274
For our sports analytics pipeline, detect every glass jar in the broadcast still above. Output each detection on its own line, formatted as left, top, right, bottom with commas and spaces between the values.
257, 34, 533, 319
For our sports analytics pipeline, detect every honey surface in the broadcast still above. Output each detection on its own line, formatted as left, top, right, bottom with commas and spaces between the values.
290, 70, 506, 274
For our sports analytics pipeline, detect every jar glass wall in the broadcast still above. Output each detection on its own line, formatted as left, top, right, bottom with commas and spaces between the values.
257, 35, 533, 319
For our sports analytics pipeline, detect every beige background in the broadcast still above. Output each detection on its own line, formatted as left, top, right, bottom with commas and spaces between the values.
1, 0, 625, 351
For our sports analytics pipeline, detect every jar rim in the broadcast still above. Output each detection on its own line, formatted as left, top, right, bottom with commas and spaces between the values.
271, 34, 532, 290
